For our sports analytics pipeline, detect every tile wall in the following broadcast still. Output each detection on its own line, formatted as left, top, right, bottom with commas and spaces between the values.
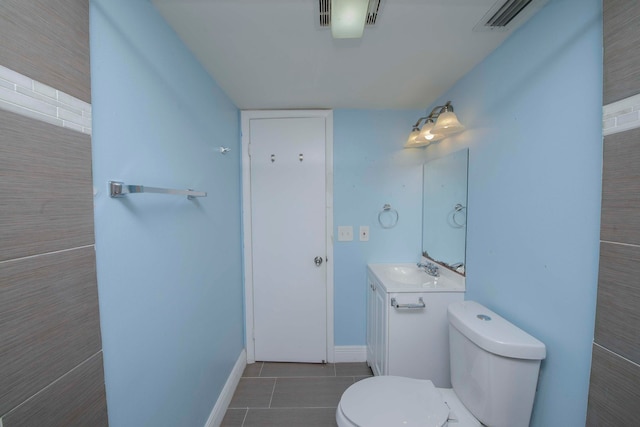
586, 0, 640, 424
0, 65, 92, 135
0, 1, 108, 426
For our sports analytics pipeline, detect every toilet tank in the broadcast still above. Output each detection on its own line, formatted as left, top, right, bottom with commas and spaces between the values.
448, 301, 546, 427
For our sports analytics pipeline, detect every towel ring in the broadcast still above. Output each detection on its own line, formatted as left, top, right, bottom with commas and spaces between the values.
378, 204, 399, 229
451, 203, 466, 228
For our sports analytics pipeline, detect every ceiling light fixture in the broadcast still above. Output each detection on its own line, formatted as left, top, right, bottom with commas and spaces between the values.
331, 0, 369, 39
404, 101, 464, 148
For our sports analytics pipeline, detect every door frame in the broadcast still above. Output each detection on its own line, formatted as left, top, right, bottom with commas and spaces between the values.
241, 110, 334, 364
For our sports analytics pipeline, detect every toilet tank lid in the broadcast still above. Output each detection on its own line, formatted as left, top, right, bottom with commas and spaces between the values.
448, 301, 546, 360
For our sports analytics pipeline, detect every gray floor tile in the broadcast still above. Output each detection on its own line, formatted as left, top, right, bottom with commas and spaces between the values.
220, 408, 247, 427
224, 362, 373, 425
260, 362, 336, 378
243, 362, 264, 377
335, 362, 372, 377
243, 408, 338, 427
229, 378, 275, 409
270, 377, 353, 408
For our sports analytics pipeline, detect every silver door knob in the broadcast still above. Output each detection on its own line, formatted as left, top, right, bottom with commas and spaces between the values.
314, 256, 323, 267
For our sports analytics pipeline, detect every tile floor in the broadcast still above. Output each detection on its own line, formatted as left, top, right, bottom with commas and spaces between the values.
221, 362, 373, 427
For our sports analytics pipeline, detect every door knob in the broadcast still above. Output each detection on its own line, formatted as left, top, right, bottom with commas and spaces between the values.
314, 256, 323, 267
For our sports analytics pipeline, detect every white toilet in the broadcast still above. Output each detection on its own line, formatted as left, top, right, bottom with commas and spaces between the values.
336, 300, 546, 427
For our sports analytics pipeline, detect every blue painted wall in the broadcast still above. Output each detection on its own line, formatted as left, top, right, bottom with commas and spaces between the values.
90, 1, 243, 426
89, 0, 600, 424
333, 109, 423, 345
419, 0, 603, 425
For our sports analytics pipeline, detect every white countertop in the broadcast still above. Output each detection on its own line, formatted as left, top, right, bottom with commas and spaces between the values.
368, 263, 466, 293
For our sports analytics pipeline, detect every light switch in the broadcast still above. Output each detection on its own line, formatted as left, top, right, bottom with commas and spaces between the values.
359, 226, 369, 241
338, 226, 353, 241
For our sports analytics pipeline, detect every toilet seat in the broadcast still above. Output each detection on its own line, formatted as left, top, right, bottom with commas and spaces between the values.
337, 376, 450, 427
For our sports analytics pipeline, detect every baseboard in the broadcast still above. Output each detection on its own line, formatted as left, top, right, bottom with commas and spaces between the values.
204, 348, 246, 427
334, 345, 367, 363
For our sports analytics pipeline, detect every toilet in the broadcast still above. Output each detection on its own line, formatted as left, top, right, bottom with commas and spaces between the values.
336, 300, 546, 427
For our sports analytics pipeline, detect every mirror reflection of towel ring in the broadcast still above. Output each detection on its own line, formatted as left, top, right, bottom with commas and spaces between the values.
451, 203, 466, 228
378, 204, 399, 229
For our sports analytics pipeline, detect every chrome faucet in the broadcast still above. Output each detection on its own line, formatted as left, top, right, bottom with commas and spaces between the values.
417, 261, 439, 277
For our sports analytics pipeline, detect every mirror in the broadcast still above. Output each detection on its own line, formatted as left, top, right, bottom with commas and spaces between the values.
422, 148, 469, 275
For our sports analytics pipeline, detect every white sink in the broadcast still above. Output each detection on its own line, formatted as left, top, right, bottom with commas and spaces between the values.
368, 263, 465, 293
384, 265, 434, 285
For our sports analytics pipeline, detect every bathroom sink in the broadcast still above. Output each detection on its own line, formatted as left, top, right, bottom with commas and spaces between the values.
368, 263, 465, 293
384, 265, 432, 285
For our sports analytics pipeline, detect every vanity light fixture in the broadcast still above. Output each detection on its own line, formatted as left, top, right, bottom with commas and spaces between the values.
415, 118, 445, 144
432, 102, 465, 135
331, 0, 369, 38
404, 101, 464, 148
405, 126, 421, 147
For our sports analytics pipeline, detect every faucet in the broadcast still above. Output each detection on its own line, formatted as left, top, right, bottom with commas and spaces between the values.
417, 261, 439, 277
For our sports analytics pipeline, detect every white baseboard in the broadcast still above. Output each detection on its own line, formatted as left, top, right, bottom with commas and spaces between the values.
334, 345, 367, 363
204, 348, 246, 427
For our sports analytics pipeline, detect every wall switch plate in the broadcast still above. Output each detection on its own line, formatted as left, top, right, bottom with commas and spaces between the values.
338, 226, 353, 241
359, 226, 369, 241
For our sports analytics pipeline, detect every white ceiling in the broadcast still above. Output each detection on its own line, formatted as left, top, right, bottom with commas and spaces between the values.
151, 0, 531, 110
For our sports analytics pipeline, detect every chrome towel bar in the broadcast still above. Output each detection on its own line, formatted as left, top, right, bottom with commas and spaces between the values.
391, 297, 426, 310
109, 181, 206, 200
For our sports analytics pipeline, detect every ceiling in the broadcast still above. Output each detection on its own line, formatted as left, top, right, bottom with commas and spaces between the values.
151, 0, 537, 110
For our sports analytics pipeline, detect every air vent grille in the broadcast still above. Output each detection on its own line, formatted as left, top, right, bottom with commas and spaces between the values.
486, 0, 533, 27
474, 0, 548, 32
318, 0, 382, 28
319, 0, 330, 27
366, 0, 382, 25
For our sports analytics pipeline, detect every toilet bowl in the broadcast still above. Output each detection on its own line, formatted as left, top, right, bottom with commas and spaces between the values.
336, 301, 546, 427
336, 376, 480, 427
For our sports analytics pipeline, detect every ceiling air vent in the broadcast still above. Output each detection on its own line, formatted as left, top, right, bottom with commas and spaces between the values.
319, 0, 330, 27
318, 0, 383, 28
365, 0, 382, 25
474, 0, 549, 32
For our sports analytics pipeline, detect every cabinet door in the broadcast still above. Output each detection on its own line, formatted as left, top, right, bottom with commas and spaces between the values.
387, 292, 462, 387
366, 278, 375, 368
374, 284, 387, 376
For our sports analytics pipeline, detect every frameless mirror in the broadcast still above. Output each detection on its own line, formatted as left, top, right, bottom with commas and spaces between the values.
422, 148, 469, 275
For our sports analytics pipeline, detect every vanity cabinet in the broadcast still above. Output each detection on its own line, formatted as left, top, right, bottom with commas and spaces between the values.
366, 274, 387, 377
366, 266, 464, 388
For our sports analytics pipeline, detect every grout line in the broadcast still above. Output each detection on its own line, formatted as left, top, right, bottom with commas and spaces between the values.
600, 240, 640, 249
0, 244, 95, 265
248, 406, 339, 410
267, 378, 277, 409
593, 342, 640, 368
2, 350, 103, 418
240, 408, 248, 427
258, 362, 264, 377
255, 375, 343, 379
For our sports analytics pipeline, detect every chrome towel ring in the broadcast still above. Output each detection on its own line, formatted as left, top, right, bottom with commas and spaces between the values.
378, 204, 399, 229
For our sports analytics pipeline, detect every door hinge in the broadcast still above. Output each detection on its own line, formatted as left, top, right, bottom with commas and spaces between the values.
248, 143, 252, 157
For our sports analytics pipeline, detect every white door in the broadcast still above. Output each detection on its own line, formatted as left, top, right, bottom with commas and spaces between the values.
249, 116, 328, 362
